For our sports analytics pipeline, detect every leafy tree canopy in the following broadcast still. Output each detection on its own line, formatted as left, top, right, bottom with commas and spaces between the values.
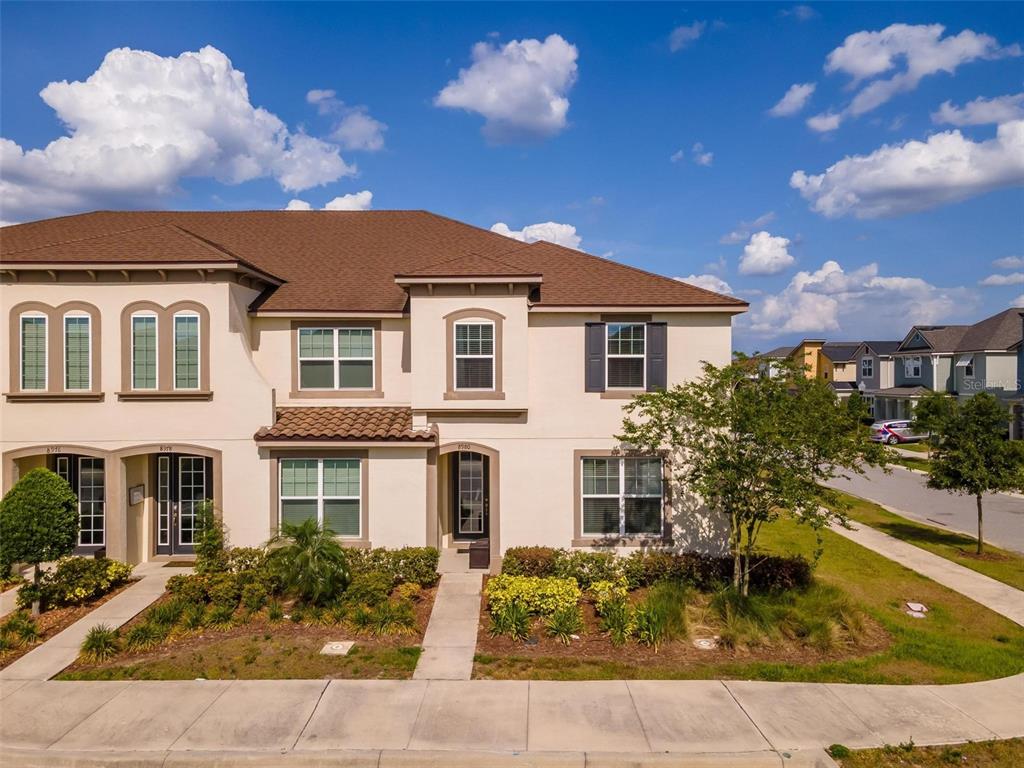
0, 468, 79, 568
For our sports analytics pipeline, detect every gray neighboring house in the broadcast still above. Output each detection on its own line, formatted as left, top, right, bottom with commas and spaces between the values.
872, 308, 1023, 422
852, 340, 900, 417
755, 345, 794, 379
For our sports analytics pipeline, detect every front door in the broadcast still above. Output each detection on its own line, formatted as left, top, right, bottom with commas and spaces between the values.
55, 454, 106, 555
451, 451, 489, 540
155, 453, 213, 556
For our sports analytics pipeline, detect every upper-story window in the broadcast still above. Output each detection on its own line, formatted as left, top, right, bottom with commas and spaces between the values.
64, 314, 91, 390
454, 321, 495, 390
131, 313, 158, 390
20, 314, 47, 390
861, 356, 874, 379
607, 323, 645, 389
173, 312, 200, 390
298, 327, 375, 390
904, 356, 922, 379
956, 354, 975, 378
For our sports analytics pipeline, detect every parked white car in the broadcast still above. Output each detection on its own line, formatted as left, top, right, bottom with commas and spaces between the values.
869, 420, 927, 445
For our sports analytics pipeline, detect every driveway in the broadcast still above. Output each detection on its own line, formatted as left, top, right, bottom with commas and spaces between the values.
826, 466, 1024, 553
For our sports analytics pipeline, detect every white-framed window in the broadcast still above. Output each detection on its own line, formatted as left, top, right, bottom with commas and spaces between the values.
956, 354, 975, 378
581, 456, 663, 537
454, 321, 495, 390
77, 457, 105, 547
131, 312, 158, 390
20, 313, 47, 390
904, 356, 922, 379
860, 357, 874, 379
607, 323, 645, 389
173, 312, 200, 390
64, 313, 91, 390
297, 327, 374, 390
279, 458, 361, 537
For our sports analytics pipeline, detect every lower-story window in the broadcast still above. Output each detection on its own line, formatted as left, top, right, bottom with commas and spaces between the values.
279, 458, 361, 537
56, 455, 105, 547
581, 456, 663, 537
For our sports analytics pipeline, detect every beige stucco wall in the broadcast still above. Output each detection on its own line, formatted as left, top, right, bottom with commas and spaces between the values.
366, 446, 429, 548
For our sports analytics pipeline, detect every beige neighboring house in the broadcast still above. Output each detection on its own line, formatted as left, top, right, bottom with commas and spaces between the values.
1, 211, 747, 569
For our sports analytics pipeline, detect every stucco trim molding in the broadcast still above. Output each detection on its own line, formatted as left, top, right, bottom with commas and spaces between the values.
7, 301, 102, 398
443, 308, 505, 401
119, 300, 212, 395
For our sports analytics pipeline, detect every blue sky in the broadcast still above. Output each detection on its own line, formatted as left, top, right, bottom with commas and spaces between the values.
2, 2, 1022, 351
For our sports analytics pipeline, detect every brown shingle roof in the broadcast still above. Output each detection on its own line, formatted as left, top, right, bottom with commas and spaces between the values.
955, 307, 1024, 352
1, 211, 746, 312
254, 406, 436, 443
396, 251, 541, 279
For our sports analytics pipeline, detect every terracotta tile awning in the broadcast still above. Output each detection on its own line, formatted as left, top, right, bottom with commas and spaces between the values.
255, 406, 436, 443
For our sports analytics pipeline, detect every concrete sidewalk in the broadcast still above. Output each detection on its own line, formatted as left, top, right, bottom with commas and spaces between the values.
0, 562, 180, 682
830, 520, 1024, 627
413, 572, 482, 680
1, 675, 1021, 766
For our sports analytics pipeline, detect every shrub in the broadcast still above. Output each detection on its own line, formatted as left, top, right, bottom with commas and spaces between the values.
345, 547, 439, 587
204, 603, 235, 629
225, 547, 267, 574
81, 624, 120, 662
241, 581, 268, 613
266, 599, 284, 623
545, 605, 583, 645
485, 574, 581, 617
622, 550, 810, 593
589, 578, 629, 616
205, 573, 242, 609
348, 604, 374, 632
0, 468, 79, 614
18, 557, 134, 611
827, 745, 851, 759
180, 603, 205, 631
345, 571, 393, 607
489, 601, 530, 641
124, 622, 165, 652
394, 582, 423, 602
554, 551, 622, 590
371, 600, 416, 636
599, 598, 634, 646
633, 581, 687, 650
147, 598, 185, 628
267, 519, 350, 606
302, 605, 330, 626
1, 612, 39, 645
501, 547, 561, 577
194, 501, 227, 574
166, 574, 209, 605
746, 555, 812, 593
327, 603, 348, 625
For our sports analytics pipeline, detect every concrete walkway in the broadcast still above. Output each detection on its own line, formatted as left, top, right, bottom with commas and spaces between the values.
1, 674, 1021, 766
413, 572, 483, 680
0, 562, 179, 682
830, 520, 1024, 627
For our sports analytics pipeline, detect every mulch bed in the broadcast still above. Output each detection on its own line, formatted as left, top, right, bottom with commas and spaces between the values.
0, 580, 139, 669
473, 582, 892, 673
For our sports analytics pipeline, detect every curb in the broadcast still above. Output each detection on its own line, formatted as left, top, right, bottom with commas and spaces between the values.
0, 747, 839, 768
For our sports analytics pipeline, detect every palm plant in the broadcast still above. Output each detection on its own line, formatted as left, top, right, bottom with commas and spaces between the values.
266, 519, 350, 606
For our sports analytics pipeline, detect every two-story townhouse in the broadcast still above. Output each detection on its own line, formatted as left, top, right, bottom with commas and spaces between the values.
785, 339, 825, 378
818, 343, 860, 400
852, 341, 899, 418
1, 211, 747, 570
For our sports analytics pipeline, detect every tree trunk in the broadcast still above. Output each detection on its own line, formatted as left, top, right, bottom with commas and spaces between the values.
976, 494, 984, 555
31, 562, 41, 618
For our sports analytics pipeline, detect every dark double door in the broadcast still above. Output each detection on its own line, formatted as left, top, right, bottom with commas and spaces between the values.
154, 453, 213, 556
450, 451, 489, 541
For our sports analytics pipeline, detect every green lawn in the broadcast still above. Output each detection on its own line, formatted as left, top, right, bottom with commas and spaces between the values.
894, 456, 931, 473
832, 738, 1024, 768
839, 492, 1024, 591
897, 442, 931, 454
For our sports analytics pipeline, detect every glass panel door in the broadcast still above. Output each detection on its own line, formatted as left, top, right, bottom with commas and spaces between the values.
454, 451, 488, 539
177, 456, 206, 549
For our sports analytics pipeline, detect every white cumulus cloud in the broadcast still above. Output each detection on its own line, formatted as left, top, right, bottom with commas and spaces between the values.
720, 212, 776, 245
1012, 294, 1024, 307
669, 21, 707, 52
692, 142, 714, 166
769, 83, 816, 117
739, 231, 796, 275
980, 272, 1024, 286
435, 34, 578, 142
490, 220, 581, 249
807, 112, 841, 132
306, 89, 387, 151
792, 120, 1024, 218
808, 24, 1020, 131
284, 190, 373, 211
932, 93, 1024, 126
0, 46, 354, 223
677, 274, 733, 294
993, 255, 1024, 269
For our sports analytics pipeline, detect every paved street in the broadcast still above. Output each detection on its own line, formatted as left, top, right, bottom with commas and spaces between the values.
826, 465, 1024, 553
1, 675, 1021, 766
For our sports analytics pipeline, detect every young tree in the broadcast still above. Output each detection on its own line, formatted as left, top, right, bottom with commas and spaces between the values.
266, 518, 350, 605
912, 390, 956, 458
0, 468, 79, 615
926, 393, 1024, 554
620, 358, 889, 595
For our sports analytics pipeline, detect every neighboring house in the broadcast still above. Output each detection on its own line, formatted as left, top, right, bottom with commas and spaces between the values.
754, 345, 793, 379
852, 341, 900, 417
0, 211, 747, 568
786, 339, 825, 378
819, 343, 860, 400
871, 308, 1023, 421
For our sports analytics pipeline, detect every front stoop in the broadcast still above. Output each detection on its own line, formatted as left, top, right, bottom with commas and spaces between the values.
413, 573, 483, 680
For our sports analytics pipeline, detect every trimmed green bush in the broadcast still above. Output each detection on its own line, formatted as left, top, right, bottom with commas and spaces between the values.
489, 601, 530, 641
241, 581, 268, 613
501, 547, 561, 577
166, 573, 209, 604
485, 574, 581, 617
194, 501, 227, 574
345, 571, 392, 607
81, 624, 120, 662
589, 578, 629, 616
146, 598, 185, 628
554, 550, 622, 590
371, 599, 416, 636
124, 622, 165, 652
17, 557, 134, 611
205, 573, 242, 609
0, 611, 39, 645
623, 550, 811, 593
345, 547, 439, 587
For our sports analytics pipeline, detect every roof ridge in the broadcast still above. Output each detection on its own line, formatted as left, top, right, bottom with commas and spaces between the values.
399, 249, 541, 276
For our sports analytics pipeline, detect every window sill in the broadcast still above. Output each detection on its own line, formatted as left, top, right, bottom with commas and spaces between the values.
443, 391, 506, 401
116, 390, 214, 401
4, 391, 105, 403
289, 390, 384, 399
600, 389, 645, 399
572, 534, 671, 548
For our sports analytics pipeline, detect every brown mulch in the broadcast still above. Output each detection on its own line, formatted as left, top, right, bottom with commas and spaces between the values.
474, 584, 892, 670
0, 580, 139, 669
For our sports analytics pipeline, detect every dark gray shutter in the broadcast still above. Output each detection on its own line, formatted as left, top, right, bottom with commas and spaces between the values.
585, 322, 606, 392
646, 322, 667, 392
